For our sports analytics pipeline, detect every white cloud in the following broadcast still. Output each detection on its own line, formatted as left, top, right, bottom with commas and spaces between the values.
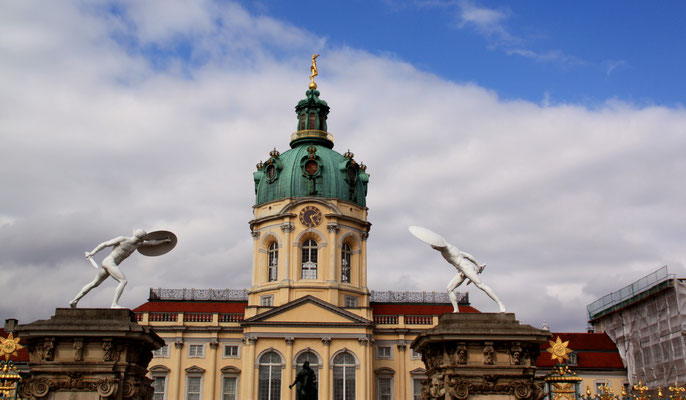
1, 1, 685, 332
454, 0, 583, 66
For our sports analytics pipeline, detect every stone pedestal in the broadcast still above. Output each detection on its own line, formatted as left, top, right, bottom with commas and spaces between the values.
14, 308, 163, 400
411, 313, 550, 400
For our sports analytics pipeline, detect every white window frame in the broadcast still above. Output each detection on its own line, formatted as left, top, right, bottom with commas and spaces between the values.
341, 243, 352, 283
151, 375, 168, 400
185, 375, 203, 400
377, 375, 393, 400
223, 344, 241, 358
410, 348, 422, 360
376, 345, 392, 359
412, 378, 424, 400
153, 344, 170, 358
260, 295, 274, 307
222, 375, 239, 400
268, 242, 278, 282
301, 239, 318, 279
188, 344, 205, 358
344, 296, 358, 308
567, 352, 578, 365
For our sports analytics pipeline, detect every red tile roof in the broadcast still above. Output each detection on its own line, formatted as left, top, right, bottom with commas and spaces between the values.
0, 329, 30, 363
134, 301, 247, 313
536, 332, 625, 370
370, 303, 479, 315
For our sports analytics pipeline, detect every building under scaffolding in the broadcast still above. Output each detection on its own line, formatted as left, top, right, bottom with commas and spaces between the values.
588, 266, 686, 389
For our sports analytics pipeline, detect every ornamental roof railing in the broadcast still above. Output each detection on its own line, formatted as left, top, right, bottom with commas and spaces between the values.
369, 290, 467, 304
290, 130, 334, 143
148, 288, 466, 304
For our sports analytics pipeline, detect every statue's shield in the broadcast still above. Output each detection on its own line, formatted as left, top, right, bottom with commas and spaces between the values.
138, 230, 177, 256
409, 226, 447, 247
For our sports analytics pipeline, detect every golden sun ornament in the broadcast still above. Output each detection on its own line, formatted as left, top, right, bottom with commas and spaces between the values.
546, 336, 573, 363
0, 333, 23, 361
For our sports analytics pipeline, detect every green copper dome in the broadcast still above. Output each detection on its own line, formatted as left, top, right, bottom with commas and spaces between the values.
253, 89, 369, 207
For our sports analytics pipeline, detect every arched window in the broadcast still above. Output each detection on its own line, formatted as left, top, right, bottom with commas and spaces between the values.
268, 242, 278, 282
295, 351, 319, 399
302, 239, 318, 279
333, 352, 356, 400
258, 351, 282, 400
341, 243, 351, 283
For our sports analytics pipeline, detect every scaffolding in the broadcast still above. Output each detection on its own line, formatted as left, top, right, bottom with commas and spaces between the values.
588, 267, 686, 389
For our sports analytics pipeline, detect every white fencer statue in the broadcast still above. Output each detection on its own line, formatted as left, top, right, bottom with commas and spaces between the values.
409, 226, 506, 313
70, 229, 176, 309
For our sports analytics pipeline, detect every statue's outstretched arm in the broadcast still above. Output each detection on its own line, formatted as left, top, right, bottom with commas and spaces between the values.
88, 236, 125, 257
139, 238, 171, 247
461, 251, 482, 267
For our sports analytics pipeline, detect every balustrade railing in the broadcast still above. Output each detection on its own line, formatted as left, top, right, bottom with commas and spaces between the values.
405, 315, 433, 325
220, 313, 244, 322
148, 312, 178, 322
183, 312, 213, 322
373, 315, 399, 324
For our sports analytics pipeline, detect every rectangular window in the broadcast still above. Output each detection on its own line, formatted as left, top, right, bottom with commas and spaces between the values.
410, 348, 422, 360
223, 377, 237, 400
152, 376, 166, 400
188, 344, 205, 358
344, 296, 358, 308
376, 346, 392, 359
412, 378, 423, 400
186, 376, 202, 400
153, 344, 169, 358
377, 376, 392, 400
260, 295, 274, 307
223, 344, 240, 358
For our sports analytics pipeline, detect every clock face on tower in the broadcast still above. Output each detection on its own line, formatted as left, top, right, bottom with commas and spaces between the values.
299, 206, 323, 228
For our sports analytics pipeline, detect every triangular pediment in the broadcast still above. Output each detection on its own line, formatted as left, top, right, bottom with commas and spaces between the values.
243, 295, 371, 327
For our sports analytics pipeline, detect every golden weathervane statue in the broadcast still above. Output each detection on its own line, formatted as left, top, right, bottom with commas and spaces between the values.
309, 54, 319, 89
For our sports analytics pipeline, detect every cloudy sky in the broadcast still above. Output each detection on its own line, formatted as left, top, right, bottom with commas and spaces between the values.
1, 0, 685, 332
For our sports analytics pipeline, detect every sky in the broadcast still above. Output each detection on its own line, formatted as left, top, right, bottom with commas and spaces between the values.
1, 0, 685, 332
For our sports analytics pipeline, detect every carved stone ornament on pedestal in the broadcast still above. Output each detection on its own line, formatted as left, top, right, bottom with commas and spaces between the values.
16, 308, 164, 400
411, 313, 550, 400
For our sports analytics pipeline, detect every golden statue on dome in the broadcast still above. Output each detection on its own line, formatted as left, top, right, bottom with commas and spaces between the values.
309, 54, 319, 89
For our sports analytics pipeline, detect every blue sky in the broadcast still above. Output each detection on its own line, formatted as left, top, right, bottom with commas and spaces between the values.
1, 0, 686, 332
244, 1, 686, 106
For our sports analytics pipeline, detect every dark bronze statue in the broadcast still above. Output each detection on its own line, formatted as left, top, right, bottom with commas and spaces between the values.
289, 361, 317, 400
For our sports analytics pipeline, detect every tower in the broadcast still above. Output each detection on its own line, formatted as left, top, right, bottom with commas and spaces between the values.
247, 79, 371, 316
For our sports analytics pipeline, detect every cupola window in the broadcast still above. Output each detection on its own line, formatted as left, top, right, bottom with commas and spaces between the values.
301, 239, 318, 279
309, 113, 316, 129
305, 160, 319, 176
341, 243, 351, 283
268, 242, 278, 282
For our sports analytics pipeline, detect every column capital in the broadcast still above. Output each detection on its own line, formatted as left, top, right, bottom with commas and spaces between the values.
280, 222, 295, 233
251, 230, 261, 240
285, 337, 295, 346
321, 337, 331, 346
174, 339, 184, 349
209, 340, 219, 349
327, 223, 340, 233
358, 337, 369, 346
361, 232, 369, 241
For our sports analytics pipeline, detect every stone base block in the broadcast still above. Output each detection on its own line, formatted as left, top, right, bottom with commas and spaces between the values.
15, 308, 163, 400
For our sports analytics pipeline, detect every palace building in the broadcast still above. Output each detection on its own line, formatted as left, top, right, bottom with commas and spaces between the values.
132, 76, 626, 400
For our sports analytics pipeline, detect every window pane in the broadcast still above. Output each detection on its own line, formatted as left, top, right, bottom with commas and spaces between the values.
153, 377, 166, 400
223, 377, 237, 400
413, 379, 422, 400
378, 377, 391, 400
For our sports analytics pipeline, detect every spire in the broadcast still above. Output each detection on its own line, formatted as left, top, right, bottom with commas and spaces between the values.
290, 55, 333, 149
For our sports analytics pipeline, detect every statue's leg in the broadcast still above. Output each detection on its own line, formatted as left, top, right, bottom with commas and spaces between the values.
103, 261, 127, 308
70, 268, 110, 308
460, 264, 506, 312
446, 273, 466, 313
